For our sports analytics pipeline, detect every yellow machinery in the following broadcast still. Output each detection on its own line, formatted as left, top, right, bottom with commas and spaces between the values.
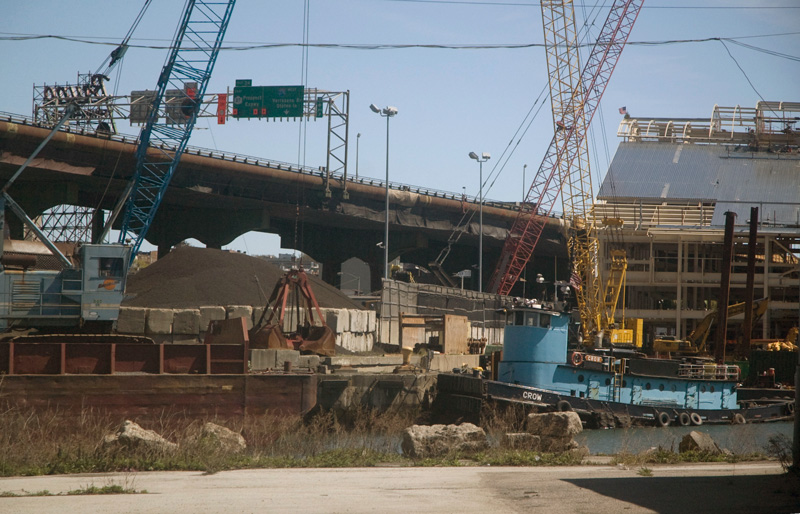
653, 298, 769, 355
536, 2, 643, 350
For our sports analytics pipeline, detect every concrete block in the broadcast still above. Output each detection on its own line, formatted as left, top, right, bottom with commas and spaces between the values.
298, 354, 321, 370
226, 305, 253, 329
250, 349, 273, 371
116, 307, 147, 334
349, 310, 368, 333
172, 309, 201, 335
146, 308, 173, 335
199, 306, 226, 332
366, 310, 377, 333
275, 349, 300, 369
325, 309, 349, 333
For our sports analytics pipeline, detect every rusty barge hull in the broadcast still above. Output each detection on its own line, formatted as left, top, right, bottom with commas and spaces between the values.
0, 373, 317, 420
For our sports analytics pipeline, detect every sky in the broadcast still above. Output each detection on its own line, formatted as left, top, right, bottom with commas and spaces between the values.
1, 0, 798, 257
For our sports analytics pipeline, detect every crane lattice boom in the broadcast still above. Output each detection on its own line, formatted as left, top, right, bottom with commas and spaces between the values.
116, 0, 236, 258
488, 0, 644, 317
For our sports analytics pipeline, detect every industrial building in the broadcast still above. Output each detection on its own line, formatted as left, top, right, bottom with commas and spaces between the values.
594, 101, 800, 347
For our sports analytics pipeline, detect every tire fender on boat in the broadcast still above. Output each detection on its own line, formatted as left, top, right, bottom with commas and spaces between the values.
732, 413, 746, 425
787, 402, 795, 415
678, 412, 691, 426
690, 412, 703, 426
570, 352, 584, 367
656, 411, 671, 427
557, 400, 573, 412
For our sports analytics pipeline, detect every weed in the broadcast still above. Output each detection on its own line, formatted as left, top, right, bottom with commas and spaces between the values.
637, 466, 653, 477
764, 434, 792, 472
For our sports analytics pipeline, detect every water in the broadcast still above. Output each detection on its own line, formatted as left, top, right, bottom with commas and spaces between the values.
575, 421, 793, 455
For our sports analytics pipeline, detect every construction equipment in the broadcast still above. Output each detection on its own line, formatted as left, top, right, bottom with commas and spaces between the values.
250, 267, 336, 357
488, 0, 644, 348
0, 2, 235, 334
653, 298, 770, 355
100, 0, 237, 260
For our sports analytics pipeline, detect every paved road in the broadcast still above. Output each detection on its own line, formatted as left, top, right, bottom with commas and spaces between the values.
0, 462, 797, 513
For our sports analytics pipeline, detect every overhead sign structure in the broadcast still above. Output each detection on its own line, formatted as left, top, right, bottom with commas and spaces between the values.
232, 84, 304, 119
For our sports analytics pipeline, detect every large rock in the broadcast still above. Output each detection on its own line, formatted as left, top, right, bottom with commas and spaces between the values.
401, 423, 488, 459
103, 420, 177, 453
679, 431, 722, 454
501, 433, 541, 451
526, 411, 583, 437
526, 412, 583, 453
192, 422, 246, 453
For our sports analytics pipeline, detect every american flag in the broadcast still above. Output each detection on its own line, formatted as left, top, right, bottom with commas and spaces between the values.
570, 271, 582, 291
618, 106, 627, 115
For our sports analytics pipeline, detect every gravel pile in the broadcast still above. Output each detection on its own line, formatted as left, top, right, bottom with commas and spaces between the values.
123, 246, 362, 310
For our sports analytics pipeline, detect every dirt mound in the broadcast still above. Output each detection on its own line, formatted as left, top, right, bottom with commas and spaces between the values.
123, 246, 362, 310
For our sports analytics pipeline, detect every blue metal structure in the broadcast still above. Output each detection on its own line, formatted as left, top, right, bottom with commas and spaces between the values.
118, 0, 236, 257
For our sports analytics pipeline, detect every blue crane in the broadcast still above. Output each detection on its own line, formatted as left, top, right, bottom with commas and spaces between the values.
106, 0, 236, 259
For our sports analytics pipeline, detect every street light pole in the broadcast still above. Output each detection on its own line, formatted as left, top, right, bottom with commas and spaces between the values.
523, 163, 527, 202
370, 104, 398, 280
469, 151, 491, 292
355, 133, 361, 181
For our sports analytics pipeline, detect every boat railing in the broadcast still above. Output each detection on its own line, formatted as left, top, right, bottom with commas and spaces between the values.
678, 363, 740, 381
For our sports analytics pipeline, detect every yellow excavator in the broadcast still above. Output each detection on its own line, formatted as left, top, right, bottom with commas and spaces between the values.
653, 298, 769, 355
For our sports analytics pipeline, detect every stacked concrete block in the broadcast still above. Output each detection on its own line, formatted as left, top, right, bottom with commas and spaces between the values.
249, 349, 301, 371
146, 308, 174, 335
336, 332, 374, 353
349, 310, 368, 333
116, 307, 147, 334
172, 309, 201, 335
324, 308, 350, 333
366, 310, 377, 332
199, 306, 226, 332
226, 305, 254, 329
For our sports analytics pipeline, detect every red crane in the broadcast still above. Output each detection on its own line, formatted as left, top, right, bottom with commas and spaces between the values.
488, 0, 644, 297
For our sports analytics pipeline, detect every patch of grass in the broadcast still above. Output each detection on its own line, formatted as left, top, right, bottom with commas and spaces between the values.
0, 485, 145, 497
66, 484, 146, 495
637, 466, 653, 477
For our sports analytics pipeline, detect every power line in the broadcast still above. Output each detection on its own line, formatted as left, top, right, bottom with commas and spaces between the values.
2, 33, 799, 61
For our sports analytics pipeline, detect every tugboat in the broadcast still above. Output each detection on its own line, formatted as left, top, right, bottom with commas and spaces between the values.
437, 300, 794, 427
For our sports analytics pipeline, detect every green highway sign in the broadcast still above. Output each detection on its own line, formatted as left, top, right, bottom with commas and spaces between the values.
232, 85, 304, 119
235, 79, 252, 87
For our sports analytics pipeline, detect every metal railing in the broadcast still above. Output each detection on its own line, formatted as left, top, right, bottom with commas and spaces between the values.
678, 363, 740, 381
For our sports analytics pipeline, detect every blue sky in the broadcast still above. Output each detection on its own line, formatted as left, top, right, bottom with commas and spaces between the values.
1, 1, 798, 257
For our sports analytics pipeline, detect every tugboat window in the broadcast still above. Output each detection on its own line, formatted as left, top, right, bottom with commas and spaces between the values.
658, 384, 664, 391
701, 386, 706, 393
645, 383, 651, 390
514, 312, 524, 326
710, 386, 715, 393
527, 313, 538, 326
605, 378, 611, 386
540, 313, 551, 328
